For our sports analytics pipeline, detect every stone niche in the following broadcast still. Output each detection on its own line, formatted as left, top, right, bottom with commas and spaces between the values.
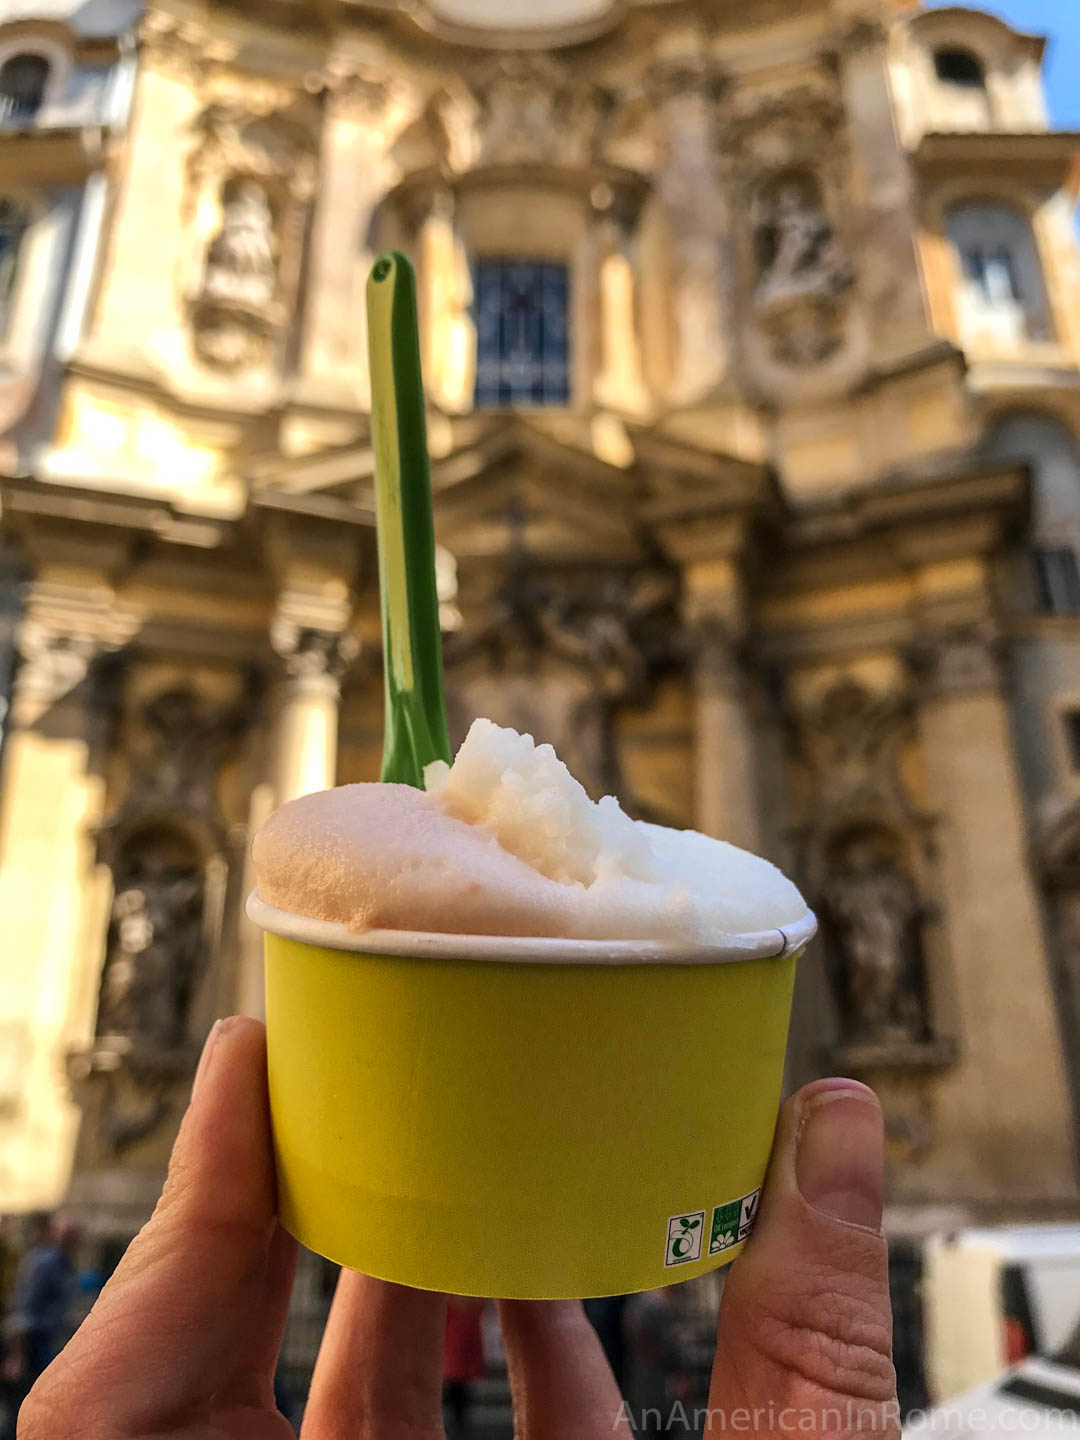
788, 677, 957, 1073
68, 677, 256, 1183
723, 82, 867, 402
183, 94, 318, 374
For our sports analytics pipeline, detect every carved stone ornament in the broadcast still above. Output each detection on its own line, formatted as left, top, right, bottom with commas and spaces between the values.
908, 623, 1003, 698
470, 55, 614, 169
445, 558, 676, 800
794, 677, 914, 820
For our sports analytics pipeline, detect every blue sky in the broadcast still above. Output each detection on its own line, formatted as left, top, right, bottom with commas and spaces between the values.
925, 0, 1080, 127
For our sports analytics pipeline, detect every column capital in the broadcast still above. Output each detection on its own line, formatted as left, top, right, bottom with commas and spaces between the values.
270, 618, 360, 697
686, 615, 747, 697
908, 622, 1004, 700
13, 581, 138, 727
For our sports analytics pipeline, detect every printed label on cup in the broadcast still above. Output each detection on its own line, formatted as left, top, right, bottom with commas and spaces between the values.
664, 1211, 705, 1266
707, 1187, 762, 1256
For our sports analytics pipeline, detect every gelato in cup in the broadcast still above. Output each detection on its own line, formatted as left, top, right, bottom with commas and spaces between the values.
248, 720, 815, 1299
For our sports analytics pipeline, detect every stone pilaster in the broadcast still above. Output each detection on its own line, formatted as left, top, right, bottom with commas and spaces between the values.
648, 56, 732, 404
688, 617, 762, 854
833, 17, 935, 363
296, 72, 399, 410
909, 622, 1077, 1202
0, 581, 136, 1212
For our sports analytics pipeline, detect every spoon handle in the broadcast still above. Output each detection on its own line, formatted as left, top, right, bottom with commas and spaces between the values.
367, 250, 452, 787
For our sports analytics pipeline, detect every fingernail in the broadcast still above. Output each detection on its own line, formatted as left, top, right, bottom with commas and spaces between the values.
191, 1018, 226, 1100
795, 1087, 884, 1230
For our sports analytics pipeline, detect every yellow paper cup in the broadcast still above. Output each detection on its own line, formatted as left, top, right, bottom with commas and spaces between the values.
246, 894, 815, 1300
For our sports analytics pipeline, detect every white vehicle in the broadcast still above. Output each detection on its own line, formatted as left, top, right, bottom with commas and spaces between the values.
903, 1334, 1080, 1436
922, 1226, 1080, 1402
907, 1226, 1080, 1436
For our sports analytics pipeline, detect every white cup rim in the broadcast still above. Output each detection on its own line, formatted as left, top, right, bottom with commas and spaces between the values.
246, 892, 817, 967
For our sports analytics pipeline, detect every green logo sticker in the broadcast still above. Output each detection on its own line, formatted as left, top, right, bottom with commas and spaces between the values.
709, 1187, 761, 1255
665, 1211, 704, 1266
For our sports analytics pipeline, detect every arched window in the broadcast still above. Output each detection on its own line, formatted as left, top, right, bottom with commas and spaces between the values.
930, 45, 991, 130
934, 47, 985, 88
0, 53, 49, 125
946, 202, 1051, 347
988, 412, 1080, 614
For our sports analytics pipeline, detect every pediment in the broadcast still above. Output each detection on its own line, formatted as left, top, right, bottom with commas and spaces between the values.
246, 410, 777, 562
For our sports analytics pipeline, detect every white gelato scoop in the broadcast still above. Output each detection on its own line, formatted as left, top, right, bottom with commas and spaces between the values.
252, 719, 807, 942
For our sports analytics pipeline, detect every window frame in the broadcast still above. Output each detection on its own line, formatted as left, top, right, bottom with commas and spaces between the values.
932, 46, 987, 89
945, 197, 1054, 347
472, 256, 572, 410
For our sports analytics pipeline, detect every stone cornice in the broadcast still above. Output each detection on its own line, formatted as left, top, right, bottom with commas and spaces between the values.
784, 459, 1029, 554
912, 131, 1080, 194
0, 126, 105, 185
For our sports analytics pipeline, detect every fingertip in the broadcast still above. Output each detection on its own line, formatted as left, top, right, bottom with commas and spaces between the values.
791, 1075, 880, 1110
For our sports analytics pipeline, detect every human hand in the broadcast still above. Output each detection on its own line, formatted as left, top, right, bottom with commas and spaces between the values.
19, 1017, 897, 1439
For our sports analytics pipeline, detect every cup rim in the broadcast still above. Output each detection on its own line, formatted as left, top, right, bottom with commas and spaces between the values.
246, 892, 817, 966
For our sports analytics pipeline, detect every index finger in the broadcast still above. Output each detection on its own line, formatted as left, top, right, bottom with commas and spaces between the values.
22, 1017, 284, 1436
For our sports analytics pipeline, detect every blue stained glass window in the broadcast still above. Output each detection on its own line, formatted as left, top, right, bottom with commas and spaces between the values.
473, 259, 570, 408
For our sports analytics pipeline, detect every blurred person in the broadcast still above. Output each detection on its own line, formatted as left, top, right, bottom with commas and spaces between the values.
17, 1017, 899, 1440
442, 1296, 486, 1437
2, 1213, 78, 1426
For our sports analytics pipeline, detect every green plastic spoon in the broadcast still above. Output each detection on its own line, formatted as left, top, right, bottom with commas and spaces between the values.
366, 251, 452, 788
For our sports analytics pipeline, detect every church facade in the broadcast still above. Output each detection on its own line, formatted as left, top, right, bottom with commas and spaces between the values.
1, 0, 1079, 1272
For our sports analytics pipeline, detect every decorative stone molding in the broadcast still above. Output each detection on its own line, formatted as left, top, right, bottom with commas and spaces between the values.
908, 623, 1004, 699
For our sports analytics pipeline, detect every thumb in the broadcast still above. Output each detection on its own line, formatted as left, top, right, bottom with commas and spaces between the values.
707, 1079, 899, 1439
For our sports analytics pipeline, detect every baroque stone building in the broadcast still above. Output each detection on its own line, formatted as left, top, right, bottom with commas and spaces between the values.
1, 0, 1079, 1269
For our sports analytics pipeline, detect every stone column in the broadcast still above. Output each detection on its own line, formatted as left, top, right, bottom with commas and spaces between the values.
912, 624, 1077, 1201
690, 618, 762, 854
269, 623, 358, 804
234, 619, 358, 1021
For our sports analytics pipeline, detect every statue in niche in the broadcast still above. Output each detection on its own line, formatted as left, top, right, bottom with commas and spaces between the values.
202, 179, 277, 310
751, 172, 853, 366
821, 829, 929, 1047
755, 174, 850, 305
97, 833, 205, 1050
